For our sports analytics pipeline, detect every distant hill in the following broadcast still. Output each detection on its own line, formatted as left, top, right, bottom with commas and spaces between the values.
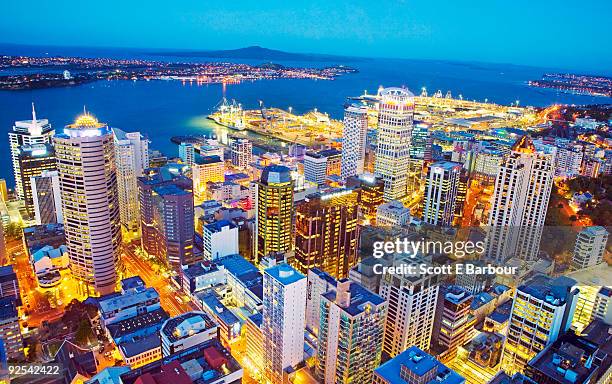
151, 45, 362, 62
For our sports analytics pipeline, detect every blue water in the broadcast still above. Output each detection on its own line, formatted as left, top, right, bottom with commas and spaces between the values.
1, 46, 611, 185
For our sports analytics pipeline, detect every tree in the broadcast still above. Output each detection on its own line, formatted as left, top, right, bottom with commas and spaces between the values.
75, 319, 93, 346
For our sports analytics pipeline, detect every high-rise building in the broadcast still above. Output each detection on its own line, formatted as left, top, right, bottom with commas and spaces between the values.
54, 113, 121, 295
501, 275, 578, 375
305, 268, 337, 338
262, 264, 307, 383
379, 257, 440, 357
0, 227, 5, 267
373, 346, 465, 384
112, 128, 149, 235
340, 104, 368, 179
374, 87, 414, 201
31, 170, 63, 225
202, 219, 238, 261
138, 164, 196, 269
431, 285, 474, 363
178, 142, 195, 165
410, 121, 433, 161
317, 280, 387, 384
524, 323, 612, 384
591, 287, 612, 324
0, 266, 20, 304
0, 298, 24, 361
9, 104, 55, 200
304, 149, 342, 186
571, 226, 609, 270
17, 143, 56, 217
376, 200, 411, 227
192, 155, 225, 204
346, 174, 385, 223
554, 143, 583, 178
230, 138, 252, 169
423, 161, 462, 227
294, 190, 360, 279
486, 136, 554, 263
254, 165, 293, 263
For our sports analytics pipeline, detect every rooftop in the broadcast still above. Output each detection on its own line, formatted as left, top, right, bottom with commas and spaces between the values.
519, 275, 577, 306
322, 280, 385, 317
374, 346, 464, 384
119, 333, 161, 359
203, 220, 236, 234
260, 164, 291, 184
98, 287, 160, 315
265, 263, 305, 286
160, 311, 217, 343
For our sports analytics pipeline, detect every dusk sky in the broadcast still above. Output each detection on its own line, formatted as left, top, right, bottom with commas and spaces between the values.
2, 0, 611, 72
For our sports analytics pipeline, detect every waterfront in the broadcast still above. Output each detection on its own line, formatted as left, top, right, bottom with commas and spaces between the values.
1, 51, 612, 183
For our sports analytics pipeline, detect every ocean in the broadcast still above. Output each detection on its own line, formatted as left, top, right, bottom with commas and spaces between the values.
1, 45, 611, 185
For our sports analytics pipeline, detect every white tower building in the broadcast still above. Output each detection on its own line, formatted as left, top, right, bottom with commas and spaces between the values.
486, 136, 554, 263
379, 256, 440, 357
54, 113, 122, 296
230, 138, 253, 169
112, 128, 149, 235
340, 105, 368, 179
374, 87, 414, 201
423, 161, 462, 227
262, 263, 307, 383
571, 226, 609, 270
9, 103, 55, 200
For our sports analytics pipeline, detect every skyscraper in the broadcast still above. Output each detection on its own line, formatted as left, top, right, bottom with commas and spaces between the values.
178, 142, 195, 166
192, 155, 224, 204
31, 170, 63, 225
138, 164, 196, 269
379, 256, 440, 357
340, 104, 368, 179
54, 113, 121, 295
9, 104, 55, 201
501, 275, 578, 375
17, 143, 57, 217
317, 280, 387, 384
294, 190, 360, 279
486, 136, 554, 263
571, 226, 609, 270
262, 264, 306, 383
431, 285, 474, 363
374, 87, 414, 201
112, 128, 149, 236
410, 121, 432, 161
230, 138, 252, 169
423, 161, 462, 227
254, 165, 293, 263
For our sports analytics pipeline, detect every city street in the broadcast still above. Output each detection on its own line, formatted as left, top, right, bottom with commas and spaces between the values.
120, 243, 195, 316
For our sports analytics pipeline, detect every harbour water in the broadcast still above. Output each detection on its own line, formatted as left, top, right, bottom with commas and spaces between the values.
1, 46, 611, 184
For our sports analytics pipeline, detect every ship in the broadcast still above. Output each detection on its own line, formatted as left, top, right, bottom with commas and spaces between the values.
208, 98, 246, 130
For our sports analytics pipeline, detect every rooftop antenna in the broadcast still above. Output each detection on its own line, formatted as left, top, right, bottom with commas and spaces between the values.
31, 102, 37, 124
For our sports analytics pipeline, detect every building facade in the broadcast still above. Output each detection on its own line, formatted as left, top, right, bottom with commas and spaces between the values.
54, 113, 121, 295
9, 104, 55, 200
112, 128, 149, 236
254, 165, 294, 263
262, 264, 306, 383
340, 105, 369, 179
374, 87, 414, 201
294, 190, 360, 279
423, 161, 462, 227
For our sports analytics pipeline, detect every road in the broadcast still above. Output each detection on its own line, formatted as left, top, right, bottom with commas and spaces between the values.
6, 240, 64, 328
121, 243, 195, 317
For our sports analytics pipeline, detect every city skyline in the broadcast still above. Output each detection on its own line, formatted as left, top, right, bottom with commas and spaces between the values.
0, 5, 611, 383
